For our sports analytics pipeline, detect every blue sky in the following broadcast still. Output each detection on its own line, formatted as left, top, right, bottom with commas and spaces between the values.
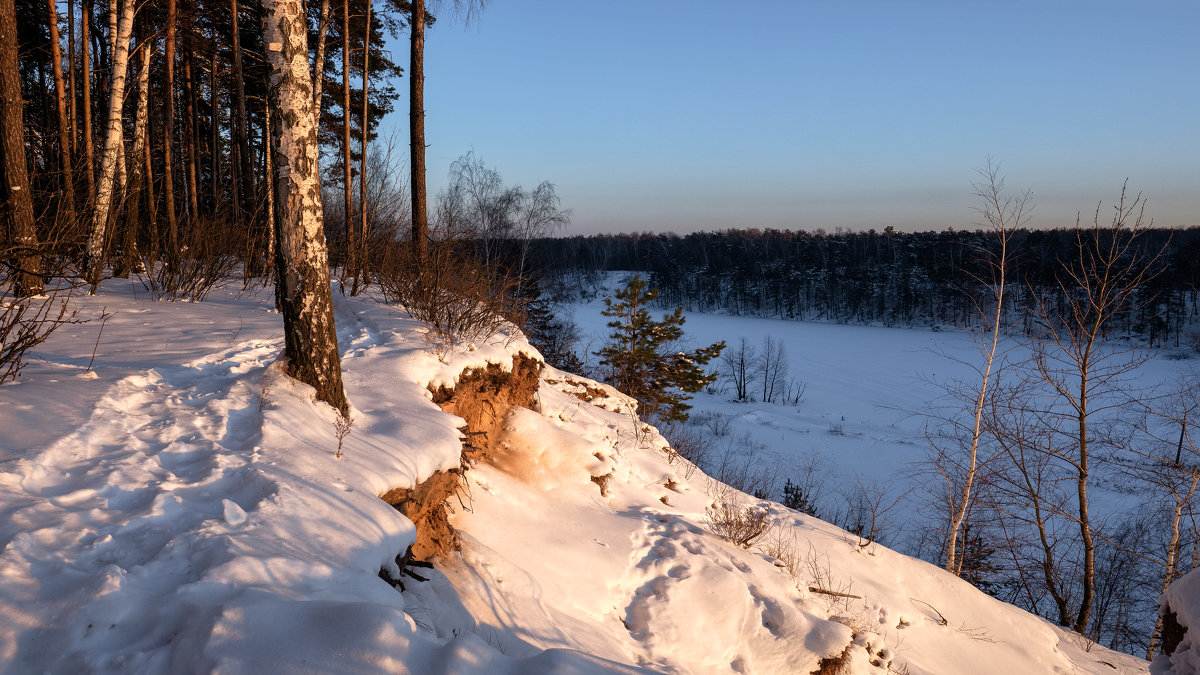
377, 0, 1199, 234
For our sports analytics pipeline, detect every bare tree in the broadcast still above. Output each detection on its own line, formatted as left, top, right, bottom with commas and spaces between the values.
1129, 379, 1200, 659
84, 0, 135, 288
721, 337, 757, 402
511, 180, 570, 280
986, 381, 1077, 627
942, 162, 1026, 575
756, 335, 788, 404
444, 150, 515, 263
1025, 184, 1160, 633
262, 0, 348, 412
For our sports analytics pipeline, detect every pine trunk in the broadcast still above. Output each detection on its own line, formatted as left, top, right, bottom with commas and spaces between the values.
47, 0, 78, 232
341, 0, 353, 281
231, 0, 252, 225
183, 47, 199, 220
81, 0, 93, 207
0, 0, 42, 296
262, 0, 347, 413
84, 0, 134, 288
209, 51, 218, 211
68, 0, 75, 155
162, 0, 177, 252
353, 0, 369, 294
409, 0, 426, 264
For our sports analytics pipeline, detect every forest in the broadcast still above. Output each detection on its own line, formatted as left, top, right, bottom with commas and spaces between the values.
531, 224, 1200, 351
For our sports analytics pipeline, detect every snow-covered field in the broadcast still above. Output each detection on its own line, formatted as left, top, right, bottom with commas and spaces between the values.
565, 273, 1193, 550
0, 277, 1158, 673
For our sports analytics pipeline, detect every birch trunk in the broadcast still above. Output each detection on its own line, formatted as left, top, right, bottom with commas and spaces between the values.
84, 0, 134, 289
116, 37, 151, 278
262, 0, 347, 412
311, 0, 330, 108
945, 169, 1017, 574
0, 0, 41, 296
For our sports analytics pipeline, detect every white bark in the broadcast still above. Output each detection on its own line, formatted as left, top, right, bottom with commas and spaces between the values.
84, 0, 135, 286
262, 0, 347, 412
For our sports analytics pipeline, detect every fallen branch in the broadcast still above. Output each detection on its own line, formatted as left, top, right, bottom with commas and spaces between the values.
809, 587, 862, 600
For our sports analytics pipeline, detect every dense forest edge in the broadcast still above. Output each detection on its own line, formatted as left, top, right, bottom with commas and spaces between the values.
530, 226, 1200, 350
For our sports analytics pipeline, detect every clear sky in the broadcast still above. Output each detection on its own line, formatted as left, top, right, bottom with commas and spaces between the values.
377, 0, 1200, 235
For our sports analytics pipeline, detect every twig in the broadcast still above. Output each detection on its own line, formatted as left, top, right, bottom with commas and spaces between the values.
85, 307, 114, 374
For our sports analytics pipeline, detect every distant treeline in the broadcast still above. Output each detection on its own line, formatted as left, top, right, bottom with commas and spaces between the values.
530, 227, 1200, 348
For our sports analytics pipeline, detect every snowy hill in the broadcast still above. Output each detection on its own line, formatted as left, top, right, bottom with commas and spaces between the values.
0, 281, 1151, 673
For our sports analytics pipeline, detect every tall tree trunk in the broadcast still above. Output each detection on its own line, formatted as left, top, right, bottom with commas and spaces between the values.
261, 0, 347, 413
84, 0, 134, 289
0, 0, 42, 296
68, 0, 75, 155
311, 0, 330, 108
117, 36, 151, 277
340, 0, 353, 281
209, 51, 218, 211
81, 0, 94, 208
409, 0, 426, 264
1075, 387, 1094, 634
183, 47, 199, 220
352, 0, 369, 295
263, 101, 273, 271
230, 0, 252, 226
162, 0, 177, 254
47, 0, 78, 233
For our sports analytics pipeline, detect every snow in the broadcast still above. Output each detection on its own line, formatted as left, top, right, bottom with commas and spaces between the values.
0, 277, 1152, 673
1156, 569, 1200, 674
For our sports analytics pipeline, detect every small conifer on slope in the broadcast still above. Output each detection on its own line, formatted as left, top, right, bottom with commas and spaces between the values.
596, 276, 725, 424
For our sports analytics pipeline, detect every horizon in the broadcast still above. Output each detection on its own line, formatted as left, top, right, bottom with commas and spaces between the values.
379, 0, 1200, 236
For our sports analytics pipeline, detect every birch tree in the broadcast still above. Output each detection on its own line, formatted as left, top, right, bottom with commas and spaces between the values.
84, 0, 135, 288
262, 0, 348, 412
1026, 184, 1159, 633
943, 163, 1026, 575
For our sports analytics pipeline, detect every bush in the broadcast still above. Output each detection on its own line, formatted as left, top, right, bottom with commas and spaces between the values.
377, 238, 526, 349
0, 293, 77, 383
704, 497, 771, 548
139, 218, 243, 301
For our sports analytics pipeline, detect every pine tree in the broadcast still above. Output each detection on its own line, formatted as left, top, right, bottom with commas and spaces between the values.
596, 276, 723, 424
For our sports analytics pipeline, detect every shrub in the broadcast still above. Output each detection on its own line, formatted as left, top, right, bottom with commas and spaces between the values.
704, 497, 771, 548
377, 238, 526, 349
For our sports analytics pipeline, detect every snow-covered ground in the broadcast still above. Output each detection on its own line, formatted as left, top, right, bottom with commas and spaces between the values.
0, 277, 1154, 673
